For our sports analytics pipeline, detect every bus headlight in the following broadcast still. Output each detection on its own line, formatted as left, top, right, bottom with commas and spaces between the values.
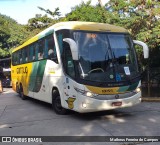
85, 92, 93, 97
74, 87, 97, 97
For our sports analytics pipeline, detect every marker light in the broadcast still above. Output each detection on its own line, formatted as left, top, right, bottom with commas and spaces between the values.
136, 87, 141, 93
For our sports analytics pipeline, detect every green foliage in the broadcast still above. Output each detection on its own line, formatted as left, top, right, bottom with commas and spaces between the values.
107, 0, 160, 67
65, 1, 108, 23
109, 1, 160, 40
0, 15, 11, 55
26, 14, 54, 31
38, 7, 61, 18
25, 7, 62, 35
0, 14, 30, 57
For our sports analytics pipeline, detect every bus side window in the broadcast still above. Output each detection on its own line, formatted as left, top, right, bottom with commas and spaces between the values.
34, 43, 38, 61
38, 39, 45, 60
16, 51, 19, 64
13, 52, 18, 65
26, 47, 29, 63
15, 51, 18, 65
29, 45, 33, 62
24, 47, 27, 63
47, 37, 54, 59
46, 35, 58, 63
32, 44, 35, 61
12, 53, 15, 65
44, 39, 48, 59
19, 50, 21, 64
62, 42, 75, 78
22, 48, 25, 63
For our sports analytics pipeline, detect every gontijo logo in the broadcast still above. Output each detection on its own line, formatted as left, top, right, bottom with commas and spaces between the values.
16, 67, 28, 74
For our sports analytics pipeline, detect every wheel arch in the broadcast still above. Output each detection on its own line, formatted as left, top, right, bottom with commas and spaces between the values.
51, 86, 65, 107
51, 85, 68, 115
52, 86, 59, 99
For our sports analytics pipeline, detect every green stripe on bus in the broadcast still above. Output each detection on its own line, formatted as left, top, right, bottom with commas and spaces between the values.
118, 81, 139, 92
127, 82, 139, 91
118, 85, 130, 92
29, 60, 47, 92
29, 62, 39, 92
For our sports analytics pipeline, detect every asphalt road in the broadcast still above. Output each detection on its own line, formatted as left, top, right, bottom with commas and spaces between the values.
0, 88, 159, 145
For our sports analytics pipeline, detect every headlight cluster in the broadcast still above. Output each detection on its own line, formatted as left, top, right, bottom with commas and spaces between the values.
74, 87, 98, 97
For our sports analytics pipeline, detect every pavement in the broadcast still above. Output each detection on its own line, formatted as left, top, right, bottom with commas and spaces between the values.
0, 88, 160, 145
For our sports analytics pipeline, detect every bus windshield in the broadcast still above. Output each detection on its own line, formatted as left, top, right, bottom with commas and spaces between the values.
72, 31, 139, 83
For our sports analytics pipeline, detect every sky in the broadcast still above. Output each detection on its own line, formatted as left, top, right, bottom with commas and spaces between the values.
0, 0, 109, 25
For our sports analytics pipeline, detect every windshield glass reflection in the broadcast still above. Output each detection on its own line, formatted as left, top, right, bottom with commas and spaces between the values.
73, 31, 138, 82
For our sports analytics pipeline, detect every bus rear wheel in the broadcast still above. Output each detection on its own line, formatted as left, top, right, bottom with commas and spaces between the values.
16, 83, 19, 93
19, 85, 27, 100
52, 90, 67, 115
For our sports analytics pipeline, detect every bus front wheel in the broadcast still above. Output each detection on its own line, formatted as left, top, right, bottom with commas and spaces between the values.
52, 89, 67, 115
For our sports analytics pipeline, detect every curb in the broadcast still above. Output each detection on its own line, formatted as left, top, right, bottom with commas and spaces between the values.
142, 97, 160, 102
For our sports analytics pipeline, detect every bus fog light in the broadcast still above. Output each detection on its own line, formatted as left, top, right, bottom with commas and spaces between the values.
136, 87, 141, 93
82, 103, 87, 108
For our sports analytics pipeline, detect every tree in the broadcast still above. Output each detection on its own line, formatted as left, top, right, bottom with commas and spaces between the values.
0, 14, 29, 57
106, 1, 160, 39
38, 7, 61, 18
106, 0, 160, 67
65, 0, 108, 23
26, 7, 62, 32
0, 16, 10, 51
27, 14, 54, 31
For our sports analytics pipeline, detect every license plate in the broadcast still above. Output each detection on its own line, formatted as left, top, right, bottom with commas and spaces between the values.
112, 102, 122, 106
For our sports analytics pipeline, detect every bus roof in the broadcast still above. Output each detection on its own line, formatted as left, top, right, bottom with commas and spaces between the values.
12, 21, 128, 53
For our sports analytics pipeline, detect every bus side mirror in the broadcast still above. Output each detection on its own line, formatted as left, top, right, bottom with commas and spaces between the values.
133, 40, 149, 59
63, 38, 78, 60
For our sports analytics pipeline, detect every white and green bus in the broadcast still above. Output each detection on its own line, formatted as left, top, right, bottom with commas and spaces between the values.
11, 21, 149, 114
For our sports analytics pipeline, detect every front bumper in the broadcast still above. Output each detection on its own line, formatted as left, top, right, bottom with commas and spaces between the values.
76, 91, 141, 113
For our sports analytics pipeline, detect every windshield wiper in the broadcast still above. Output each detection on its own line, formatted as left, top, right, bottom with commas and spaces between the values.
79, 62, 88, 78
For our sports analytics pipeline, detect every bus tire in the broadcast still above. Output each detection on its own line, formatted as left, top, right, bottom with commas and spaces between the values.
19, 84, 27, 100
16, 83, 19, 93
52, 89, 67, 115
